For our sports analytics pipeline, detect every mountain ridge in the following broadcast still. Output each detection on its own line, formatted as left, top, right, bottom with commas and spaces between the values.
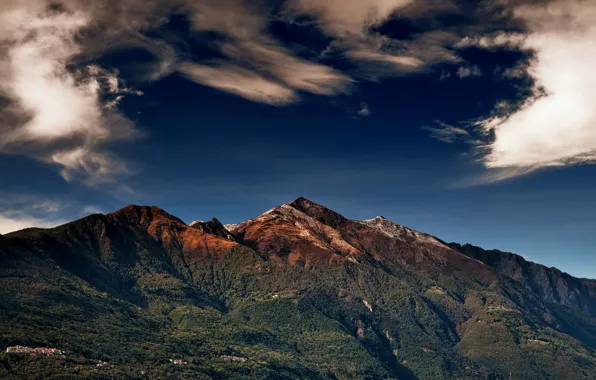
1, 198, 596, 379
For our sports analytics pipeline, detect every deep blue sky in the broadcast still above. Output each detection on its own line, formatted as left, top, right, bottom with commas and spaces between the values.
1, 0, 594, 279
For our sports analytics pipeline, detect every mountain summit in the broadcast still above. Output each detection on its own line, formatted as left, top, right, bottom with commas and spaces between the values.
1, 198, 596, 379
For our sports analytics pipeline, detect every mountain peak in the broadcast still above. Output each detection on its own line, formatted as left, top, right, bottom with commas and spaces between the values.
288, 197, 346, 229
110, 205, 185, 226
190, 217, 235, 241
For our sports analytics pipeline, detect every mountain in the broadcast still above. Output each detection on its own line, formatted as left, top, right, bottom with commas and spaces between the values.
1, 198, 596, 379
449, 243, 596, 314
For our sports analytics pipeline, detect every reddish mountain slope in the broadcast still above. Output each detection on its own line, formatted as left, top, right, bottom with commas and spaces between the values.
228, 197, 495, 285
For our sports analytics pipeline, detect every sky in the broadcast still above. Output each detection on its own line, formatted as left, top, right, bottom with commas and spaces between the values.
1, 0, 595, 279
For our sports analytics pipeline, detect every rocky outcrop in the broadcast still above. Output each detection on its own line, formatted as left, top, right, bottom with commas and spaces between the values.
189, 218, 235, 241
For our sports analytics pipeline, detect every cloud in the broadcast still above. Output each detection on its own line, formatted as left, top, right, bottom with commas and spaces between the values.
456, 32, 526, 50
179, 40, 353, 105
424, 121, 470, 143
82, 206, 103, 215
5, 0, 577, 187
0, 3, 141, 184
179, 62, 297, 105
451, 166, 539, 188
474, 0, 596, 172
0, 215, 68, 234
284, 0, 443, 79
179, 0, 353, 105
456, 65, 482, 79
439, 71, 452, 81
358, 103, 372, 117
0, 193, 108, 233
289, 0, 413, 36
225, 42, 352, 97
0, 194, 68, 234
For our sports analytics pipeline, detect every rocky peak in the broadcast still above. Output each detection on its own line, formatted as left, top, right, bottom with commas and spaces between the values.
288, 197, 346, 229
224, 200, 362, 266
109, 205, 185, 227
189, 218, 235, 241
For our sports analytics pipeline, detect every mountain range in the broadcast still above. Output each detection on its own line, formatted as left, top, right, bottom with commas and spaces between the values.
1, 197, 595, 379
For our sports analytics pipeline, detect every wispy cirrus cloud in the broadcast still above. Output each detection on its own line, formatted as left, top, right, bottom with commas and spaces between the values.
285, 0, 438, 79
179, 39, 352, 105
424, 121, 470, 143
179, 62, 298, 105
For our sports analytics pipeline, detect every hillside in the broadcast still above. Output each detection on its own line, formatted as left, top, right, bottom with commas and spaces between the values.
1, 198, 595, 379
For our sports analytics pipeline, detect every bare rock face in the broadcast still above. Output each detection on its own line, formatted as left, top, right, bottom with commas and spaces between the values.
289, 197, 347, 229
226, 201, 361, 266
224, 199, 497, 287
189, 218, 235, 241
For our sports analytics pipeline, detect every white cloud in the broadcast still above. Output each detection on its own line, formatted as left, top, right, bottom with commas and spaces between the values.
476, 0, 596, 171
0, 4, 140, 184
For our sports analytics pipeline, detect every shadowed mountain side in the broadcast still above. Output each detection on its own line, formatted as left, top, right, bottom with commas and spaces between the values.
450, 243, 596, 316
2, 206, 241, 307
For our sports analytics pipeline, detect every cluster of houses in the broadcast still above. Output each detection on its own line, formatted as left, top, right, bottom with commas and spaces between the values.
169, 359, 187, 365
95, 361, 113, 370
5, 346, 64, 356
220, 355, 247, 362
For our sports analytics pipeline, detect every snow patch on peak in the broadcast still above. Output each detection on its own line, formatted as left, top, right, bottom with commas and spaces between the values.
224, 223, 239, 232
224, 205, 293, 233
361, 217, 444, 246
189, 220, 204, 227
